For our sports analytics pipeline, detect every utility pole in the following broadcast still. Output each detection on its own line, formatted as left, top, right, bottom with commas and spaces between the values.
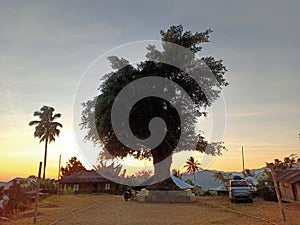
33, 162, 42, 224
57, 154, 61, 195
242, 146, 245, 173
269, 164, 286, 221
58, 154, 61, 180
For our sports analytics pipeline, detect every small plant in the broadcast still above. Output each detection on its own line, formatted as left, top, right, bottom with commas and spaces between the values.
193, 185, 202, 196
184, 179, 194, 186
202, 190, 211, 196
64, 187, 75, 195
201, 190, 217, 196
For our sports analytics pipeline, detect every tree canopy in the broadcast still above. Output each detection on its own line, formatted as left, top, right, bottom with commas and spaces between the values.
184, 156, 201, 183
266, 154, 300, 174
61, 157, 87, 178
81, 25, 228, 180
184, 156, 201, 174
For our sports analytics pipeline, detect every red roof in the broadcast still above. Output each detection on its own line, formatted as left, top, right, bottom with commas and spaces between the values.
276, 169, 300, 183
59, 170, 111, 183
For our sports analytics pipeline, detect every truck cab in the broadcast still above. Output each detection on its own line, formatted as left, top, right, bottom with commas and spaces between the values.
229, 178, 253, 203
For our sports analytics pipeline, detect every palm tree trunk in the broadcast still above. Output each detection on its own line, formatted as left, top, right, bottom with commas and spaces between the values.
194, 173, 197, 185
43, 139, 48, 179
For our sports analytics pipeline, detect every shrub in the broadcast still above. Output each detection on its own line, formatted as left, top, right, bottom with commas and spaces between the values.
193, 185, 202, 196
201, 190, 217, 196
4, 180, 32, 216
64, 187, 75, 195
40, 179, 57, 195
255, 184, 277, 201
184, 179, 194, 186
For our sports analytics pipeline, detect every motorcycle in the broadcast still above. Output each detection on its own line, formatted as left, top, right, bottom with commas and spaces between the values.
123, 189, 134, 201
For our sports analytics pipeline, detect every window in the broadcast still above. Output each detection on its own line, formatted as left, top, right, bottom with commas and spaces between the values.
105, 183, 110, 190
230, 180, 248, 187
73, 184, 79, 191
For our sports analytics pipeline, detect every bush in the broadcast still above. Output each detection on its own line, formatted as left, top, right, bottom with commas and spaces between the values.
4, 180, 32, 216
40, 179, 57, 195
184, 179, 194, 186
64, 187, 75, 195
201, 190, 217, 197
193, 185, 202, 196
255, 185, 277, 201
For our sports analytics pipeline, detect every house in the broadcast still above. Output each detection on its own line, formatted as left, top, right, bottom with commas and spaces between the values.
58, 170, 121, 194
276, 169, 300, 202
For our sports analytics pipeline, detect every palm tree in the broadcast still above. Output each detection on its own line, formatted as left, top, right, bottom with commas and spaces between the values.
213, 171, 224, 183
213, 171, 232, 187
29, 106, 62, 179
184, 156, 201, 184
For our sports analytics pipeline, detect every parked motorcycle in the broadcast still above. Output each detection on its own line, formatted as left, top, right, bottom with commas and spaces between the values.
123, 190, 134, 201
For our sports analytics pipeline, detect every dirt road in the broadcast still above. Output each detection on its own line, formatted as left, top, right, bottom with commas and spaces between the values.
51, 196, 266, 225
4, 195, 300, 225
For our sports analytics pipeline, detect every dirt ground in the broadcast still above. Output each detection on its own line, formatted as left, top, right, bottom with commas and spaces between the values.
2, 195, 300, 225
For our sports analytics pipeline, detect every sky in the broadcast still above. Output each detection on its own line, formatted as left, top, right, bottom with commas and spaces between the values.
0, 0, 300, 182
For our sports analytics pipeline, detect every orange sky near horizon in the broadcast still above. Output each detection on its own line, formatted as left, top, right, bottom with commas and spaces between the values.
1, 122, 299, 182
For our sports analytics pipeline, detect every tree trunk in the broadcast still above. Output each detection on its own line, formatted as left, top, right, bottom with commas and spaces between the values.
151, 146, 173, 183
153, 156, 172, 182
43, 139, 48, 179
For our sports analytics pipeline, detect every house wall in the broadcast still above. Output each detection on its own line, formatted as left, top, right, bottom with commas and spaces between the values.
295, 182, 300, 201
95, 182, 117, 194
279, 182, 295, 202
76, 183, 95, 194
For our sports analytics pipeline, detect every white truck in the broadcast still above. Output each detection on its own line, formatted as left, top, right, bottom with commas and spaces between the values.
229, 179, 253, 203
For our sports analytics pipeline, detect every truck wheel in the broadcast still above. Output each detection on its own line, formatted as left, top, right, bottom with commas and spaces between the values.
249, 199, 253, 203
231, 199, 235, 203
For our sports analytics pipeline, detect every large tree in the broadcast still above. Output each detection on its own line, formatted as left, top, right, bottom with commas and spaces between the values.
60, 157, 86, 178
81, 25, 228, 183
29, 106, 62, 179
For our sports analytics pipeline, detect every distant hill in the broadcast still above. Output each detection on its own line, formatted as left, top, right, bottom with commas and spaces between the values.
181, 167, 268, 190
182, 170, 222, 190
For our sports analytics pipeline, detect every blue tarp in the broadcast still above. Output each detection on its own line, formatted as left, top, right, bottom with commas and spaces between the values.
171, 176, 194, 189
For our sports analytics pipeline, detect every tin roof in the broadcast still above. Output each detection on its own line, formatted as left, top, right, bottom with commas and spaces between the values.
171, 176, 194, 189
59, 170, 110, 183
276, 169, 300, 183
